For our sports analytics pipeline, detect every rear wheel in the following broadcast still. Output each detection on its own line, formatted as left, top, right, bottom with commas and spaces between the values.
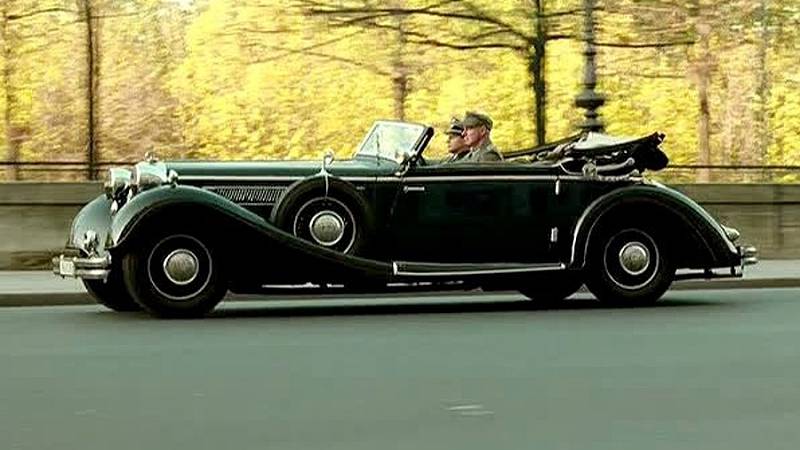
585, 222, 674, 306
122, 229, 227, 318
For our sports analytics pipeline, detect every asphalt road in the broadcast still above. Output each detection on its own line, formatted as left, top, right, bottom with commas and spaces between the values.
2, 289, 800, 450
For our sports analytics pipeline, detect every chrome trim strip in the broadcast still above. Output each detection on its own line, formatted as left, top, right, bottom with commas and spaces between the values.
181, 175, 565, 183
401, 175, 559, 182
402, 175, 636, 183
347, 177, 383, 182
175, 173, 641, 184
560, 175, 642, 182
569, 193, 611, 265
181, 175, 304, 182
393, 262, 565, 277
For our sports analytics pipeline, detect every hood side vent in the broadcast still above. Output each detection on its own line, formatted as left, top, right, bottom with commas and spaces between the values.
204, 186, 287, 205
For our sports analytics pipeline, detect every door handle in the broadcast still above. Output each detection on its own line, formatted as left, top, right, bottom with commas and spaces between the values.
403, 186, 426, 193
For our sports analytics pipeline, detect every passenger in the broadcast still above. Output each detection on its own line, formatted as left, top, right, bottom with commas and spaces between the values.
441, 118, 470, 163
459, 111, 503, 162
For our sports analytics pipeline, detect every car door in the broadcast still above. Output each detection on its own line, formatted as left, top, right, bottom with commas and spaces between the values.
388, 164, 560, 263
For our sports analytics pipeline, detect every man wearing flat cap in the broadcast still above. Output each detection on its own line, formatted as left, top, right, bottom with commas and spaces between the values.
459, 111, 503, 162
441, 117, 470, 163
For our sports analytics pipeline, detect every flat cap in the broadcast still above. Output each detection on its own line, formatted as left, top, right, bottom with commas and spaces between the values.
462, 111, 493, 130
446, 117, 465, 135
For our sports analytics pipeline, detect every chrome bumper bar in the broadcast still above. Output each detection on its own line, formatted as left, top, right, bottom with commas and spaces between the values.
52, 254, 111, 280
740, 245, 758, 266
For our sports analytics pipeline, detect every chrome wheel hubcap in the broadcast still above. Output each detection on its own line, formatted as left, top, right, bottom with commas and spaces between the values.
603, 228, 661, 291
308, 211, 345, 246
163, 249, 199, 285
618, 242, 650, 276
292, 197, 357, 254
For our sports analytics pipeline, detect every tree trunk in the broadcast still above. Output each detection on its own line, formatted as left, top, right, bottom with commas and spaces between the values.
82, 0, 99, 180
1, 4, 20, 181
694, 15, 712, 183
696, 68, 711, 182
391, 73, 407, 122
531, 0, 546, 145
755, 0, 770, 179
391, 12, 408, 121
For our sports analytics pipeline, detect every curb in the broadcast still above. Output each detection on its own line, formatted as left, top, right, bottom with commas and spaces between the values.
1, 278, 799, 308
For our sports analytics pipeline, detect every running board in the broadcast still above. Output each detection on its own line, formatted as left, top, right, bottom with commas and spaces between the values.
392, 261, 565, 278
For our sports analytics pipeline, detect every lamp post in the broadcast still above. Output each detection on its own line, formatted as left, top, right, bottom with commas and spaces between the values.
575, 0, 605, 133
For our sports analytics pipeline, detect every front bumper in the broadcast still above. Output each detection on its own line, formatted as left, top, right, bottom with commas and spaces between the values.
52, 253, 111, 280
740, 245, 758, 266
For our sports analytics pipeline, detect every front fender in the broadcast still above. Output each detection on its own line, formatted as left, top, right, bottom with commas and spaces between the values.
66, 195, 114, 255
569, 183, 739, 269
109, 185, 392, 279
109, 185, 267, 248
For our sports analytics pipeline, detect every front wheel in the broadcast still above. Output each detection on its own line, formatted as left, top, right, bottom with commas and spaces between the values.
83, 268, 141, 312
122, 231, 227, 318
585, 224, 674, 306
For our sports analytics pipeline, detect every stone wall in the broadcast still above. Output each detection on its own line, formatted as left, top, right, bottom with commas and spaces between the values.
0, 183, 102, 269
0, 182, 797, 269
673, 184, 800, 260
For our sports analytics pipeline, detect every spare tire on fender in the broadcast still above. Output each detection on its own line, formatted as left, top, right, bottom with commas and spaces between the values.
270, 176, 375, 256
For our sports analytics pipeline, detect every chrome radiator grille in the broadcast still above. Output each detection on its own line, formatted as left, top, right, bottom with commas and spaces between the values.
204, 186, 287, 205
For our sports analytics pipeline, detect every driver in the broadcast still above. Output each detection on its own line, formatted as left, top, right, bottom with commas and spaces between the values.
459, 111, 503, 162
441, 118, 470, 163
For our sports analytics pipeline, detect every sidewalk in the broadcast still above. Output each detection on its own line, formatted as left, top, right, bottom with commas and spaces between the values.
0, 260, 798, 307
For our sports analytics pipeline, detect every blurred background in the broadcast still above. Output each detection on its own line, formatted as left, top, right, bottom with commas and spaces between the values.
0, 0, 798, 182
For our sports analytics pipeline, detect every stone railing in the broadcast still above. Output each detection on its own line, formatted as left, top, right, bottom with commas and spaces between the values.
0, 182, 797, 270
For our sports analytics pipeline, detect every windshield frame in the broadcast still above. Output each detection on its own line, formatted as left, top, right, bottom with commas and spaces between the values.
354, 120, 430, 162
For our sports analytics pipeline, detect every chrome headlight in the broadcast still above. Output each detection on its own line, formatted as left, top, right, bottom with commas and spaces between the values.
104, 167, 132, 199
134, 160, 169, 191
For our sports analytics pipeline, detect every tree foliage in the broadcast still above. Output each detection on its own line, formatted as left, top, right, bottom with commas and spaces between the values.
0, 0, 798, 182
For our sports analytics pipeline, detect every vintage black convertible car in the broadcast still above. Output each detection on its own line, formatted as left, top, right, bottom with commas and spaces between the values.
54, 120, 757, 317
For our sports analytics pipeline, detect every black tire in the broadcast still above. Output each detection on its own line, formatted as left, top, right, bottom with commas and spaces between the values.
82, 268, 141, 312
122, 229, 227, 318
272, 179, 373, 256
519, 274, 583, 306
585, 221, 674, 306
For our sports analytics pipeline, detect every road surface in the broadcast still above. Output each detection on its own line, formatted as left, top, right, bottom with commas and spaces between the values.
1, 289, 799, 450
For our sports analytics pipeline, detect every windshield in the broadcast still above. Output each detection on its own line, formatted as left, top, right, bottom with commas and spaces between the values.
355, 121, 427, 161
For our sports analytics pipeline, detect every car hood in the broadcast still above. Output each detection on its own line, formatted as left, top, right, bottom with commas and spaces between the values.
165, 156, 399, 180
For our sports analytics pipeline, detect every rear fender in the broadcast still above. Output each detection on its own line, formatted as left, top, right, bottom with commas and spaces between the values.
569, 184, 739, 269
